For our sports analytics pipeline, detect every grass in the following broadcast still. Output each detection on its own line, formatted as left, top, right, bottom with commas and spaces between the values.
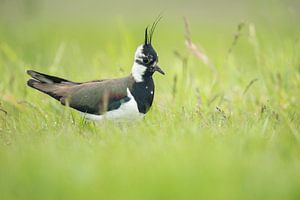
0, 3, 300, 199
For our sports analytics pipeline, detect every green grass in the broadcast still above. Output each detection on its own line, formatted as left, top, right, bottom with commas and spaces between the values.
0, 3, 300, 199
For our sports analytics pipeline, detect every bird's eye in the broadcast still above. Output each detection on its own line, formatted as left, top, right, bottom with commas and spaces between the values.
143, 57, 150, 64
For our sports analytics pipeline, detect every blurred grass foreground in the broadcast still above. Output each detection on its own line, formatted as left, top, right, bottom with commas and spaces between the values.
0, 0, 300, 199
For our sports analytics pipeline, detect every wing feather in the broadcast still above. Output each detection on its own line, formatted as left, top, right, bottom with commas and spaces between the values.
27, 70, 135, 115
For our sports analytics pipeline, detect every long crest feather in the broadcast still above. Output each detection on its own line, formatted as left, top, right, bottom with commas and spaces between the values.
144, 26, 149, 45
149, 15, 163, 44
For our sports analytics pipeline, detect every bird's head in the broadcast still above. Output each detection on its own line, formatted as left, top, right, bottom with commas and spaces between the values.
132, 18, 165, 82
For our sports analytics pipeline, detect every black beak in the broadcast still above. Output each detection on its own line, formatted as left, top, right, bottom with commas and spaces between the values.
154, 65, 165, 75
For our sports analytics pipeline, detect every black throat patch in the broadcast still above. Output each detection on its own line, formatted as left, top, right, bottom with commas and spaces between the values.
130, 76, 155, 114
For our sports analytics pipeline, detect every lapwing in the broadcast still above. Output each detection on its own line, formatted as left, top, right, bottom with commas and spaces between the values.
26, 20, 164, 121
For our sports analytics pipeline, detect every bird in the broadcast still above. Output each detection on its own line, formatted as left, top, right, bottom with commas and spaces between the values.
26, 19, 165, 121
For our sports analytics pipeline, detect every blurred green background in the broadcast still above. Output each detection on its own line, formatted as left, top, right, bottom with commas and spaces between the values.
0, 0, 300, 199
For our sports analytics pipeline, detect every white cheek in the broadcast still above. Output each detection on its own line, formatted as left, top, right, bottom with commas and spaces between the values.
132, 44, 152, 82
135, 45, 144, 58
132, 62, 146, 82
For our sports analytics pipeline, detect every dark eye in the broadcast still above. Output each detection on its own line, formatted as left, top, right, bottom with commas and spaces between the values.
143, 57, 150, 64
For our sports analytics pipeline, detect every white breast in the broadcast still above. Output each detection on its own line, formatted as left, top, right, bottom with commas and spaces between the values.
82, 88, 144, 121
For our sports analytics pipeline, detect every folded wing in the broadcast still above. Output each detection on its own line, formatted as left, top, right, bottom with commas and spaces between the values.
27, 70, 133, 115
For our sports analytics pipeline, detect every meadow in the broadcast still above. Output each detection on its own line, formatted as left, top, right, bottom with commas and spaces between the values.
0, 0, 300, 199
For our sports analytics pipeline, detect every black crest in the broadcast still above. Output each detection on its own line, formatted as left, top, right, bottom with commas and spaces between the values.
144, 15, 163, 45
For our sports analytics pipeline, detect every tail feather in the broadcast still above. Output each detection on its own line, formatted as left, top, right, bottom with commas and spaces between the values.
27, 79, 64, 101
27, 70, 73, 84
27, 79, 40, 88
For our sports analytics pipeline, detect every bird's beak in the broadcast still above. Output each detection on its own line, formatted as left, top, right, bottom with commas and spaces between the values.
154, 65, 165, 75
